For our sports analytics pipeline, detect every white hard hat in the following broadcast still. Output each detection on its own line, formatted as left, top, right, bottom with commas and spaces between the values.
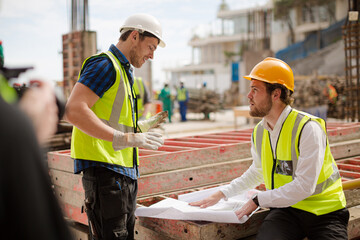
120, 13, 166, 48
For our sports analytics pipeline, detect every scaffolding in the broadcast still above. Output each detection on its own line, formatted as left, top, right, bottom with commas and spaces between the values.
343, 0, 360, 121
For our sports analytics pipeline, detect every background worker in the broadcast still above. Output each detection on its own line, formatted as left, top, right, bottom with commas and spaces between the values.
190, 57, 349, 240
200, 82, 210, 120
133, 76, 152, 120
65, 13, 167, 240
158, 83, 172, 123
177, 81, 188, 122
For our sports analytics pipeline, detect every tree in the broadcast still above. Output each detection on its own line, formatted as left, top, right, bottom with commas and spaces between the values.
274, 0, 296, 44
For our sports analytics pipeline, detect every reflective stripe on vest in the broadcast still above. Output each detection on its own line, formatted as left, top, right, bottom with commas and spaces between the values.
253, 109, 346, 215
71, 51, 138, 167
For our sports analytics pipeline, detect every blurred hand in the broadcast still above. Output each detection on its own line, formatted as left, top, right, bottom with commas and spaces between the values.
19, 80, 58, 145
138, 111, 168, 132
189, 191, 225, 208
234, 198, 258, 220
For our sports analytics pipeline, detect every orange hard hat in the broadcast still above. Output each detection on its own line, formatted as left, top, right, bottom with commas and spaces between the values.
243, 57, 294, 92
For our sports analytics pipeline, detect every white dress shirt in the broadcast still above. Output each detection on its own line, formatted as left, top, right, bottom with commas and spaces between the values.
221, 105, 327, 208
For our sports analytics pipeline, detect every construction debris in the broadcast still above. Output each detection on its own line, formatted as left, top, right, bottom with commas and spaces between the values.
223, 82, 241, 107
292, 75, 346, 119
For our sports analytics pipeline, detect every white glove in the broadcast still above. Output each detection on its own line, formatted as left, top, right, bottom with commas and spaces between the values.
112, 130, 164, 151
138, 111, 168, 132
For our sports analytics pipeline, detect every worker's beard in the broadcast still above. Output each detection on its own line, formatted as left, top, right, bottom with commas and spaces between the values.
129, 47, 143, 68
249, 96, 272, 117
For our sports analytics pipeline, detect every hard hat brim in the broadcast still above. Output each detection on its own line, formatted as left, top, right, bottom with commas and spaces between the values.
120, 27, 165, 48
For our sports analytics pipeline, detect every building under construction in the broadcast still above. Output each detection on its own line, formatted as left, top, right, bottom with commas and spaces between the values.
46, 0, 360, 239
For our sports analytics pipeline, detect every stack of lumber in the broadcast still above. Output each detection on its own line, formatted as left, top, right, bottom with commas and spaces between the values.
187, 87, 221, 117
44, 121, 73, 151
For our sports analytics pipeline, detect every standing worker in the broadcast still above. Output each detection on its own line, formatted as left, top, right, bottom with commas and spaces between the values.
158, 83, 172, 123
190, 57, 349, 239
133, 76, 151, 119
65, 13, 168, 240
177, 81, 188, 122
200, 82, 210, 120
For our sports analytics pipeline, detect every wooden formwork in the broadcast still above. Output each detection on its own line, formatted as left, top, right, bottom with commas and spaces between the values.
46, 122, 360, 239
135, 156, 360, 240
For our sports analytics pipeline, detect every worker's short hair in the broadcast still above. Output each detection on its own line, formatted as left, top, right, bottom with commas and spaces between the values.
119, 30, 160, 45
264, 82, 294, 106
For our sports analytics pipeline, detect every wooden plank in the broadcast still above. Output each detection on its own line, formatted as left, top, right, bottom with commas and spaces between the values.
54, 185, 84, 208
62, 202, 88, 225
139, 142, 251, 175
192, 134, 251, 141
49, 169, 83, 192
138, 198, 360, 240
344, 189, 360, 208
67, 220, 90, 240
164, 140, 218, 148
47, 150, 72, 172
138, 158, 253, 197
331, 139, 360, 160
138, 209, 269, 240
171, 137, 240, 144
340, 170, 360, 179
338, 163, 360, 173
327, 124, 360, 143
348, 206, 360, 240
135, 219, 169, 240
157, 145, 196, 152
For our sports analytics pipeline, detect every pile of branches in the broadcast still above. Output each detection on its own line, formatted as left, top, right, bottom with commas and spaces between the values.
187, 88, 221, 117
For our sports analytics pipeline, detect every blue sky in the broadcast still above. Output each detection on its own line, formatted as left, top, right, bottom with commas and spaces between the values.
0, 0, 267, 88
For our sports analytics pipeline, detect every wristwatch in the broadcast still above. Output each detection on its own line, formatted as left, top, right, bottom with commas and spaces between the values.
252, 193, 259, 207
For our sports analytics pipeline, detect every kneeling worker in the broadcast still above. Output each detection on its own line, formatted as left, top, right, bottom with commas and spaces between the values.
190, 57, 349, 240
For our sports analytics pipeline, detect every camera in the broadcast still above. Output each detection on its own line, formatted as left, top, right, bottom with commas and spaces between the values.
1, 66, 66, 120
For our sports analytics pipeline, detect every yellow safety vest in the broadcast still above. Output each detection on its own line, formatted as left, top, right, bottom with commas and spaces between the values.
0, 74, 17, 103
177, 88, 187, 101
253, 109, 346, 215
71, 51, 139, 167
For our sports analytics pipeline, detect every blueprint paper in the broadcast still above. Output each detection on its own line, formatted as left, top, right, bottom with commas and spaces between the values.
135, 184, 260, 224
